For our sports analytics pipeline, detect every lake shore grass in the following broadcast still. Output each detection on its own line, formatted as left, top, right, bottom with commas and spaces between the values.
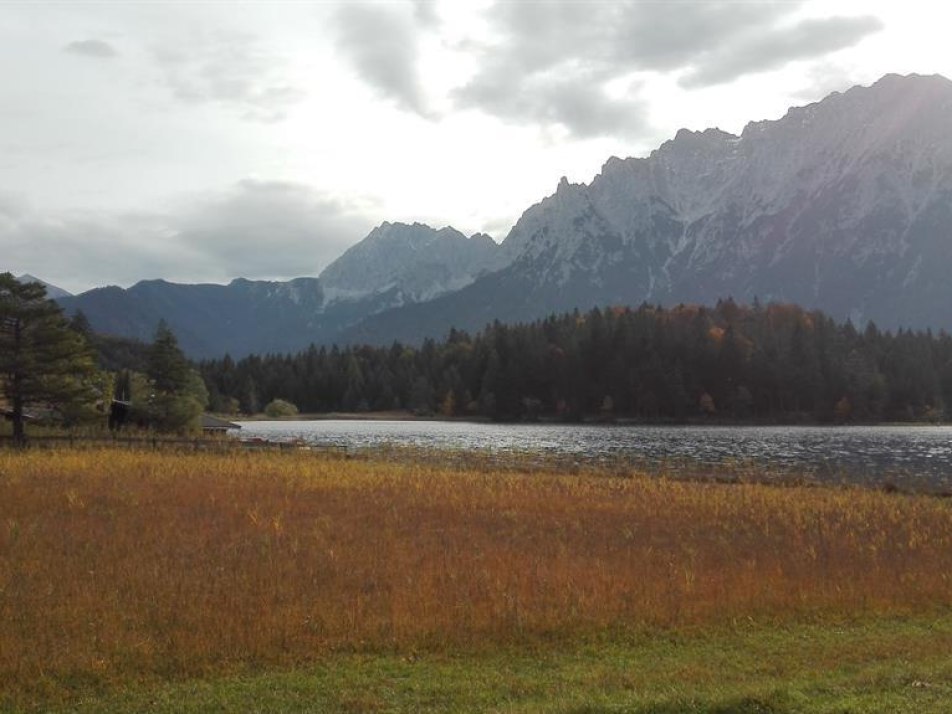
19, 614, 952, 713
2, 448, 951, 711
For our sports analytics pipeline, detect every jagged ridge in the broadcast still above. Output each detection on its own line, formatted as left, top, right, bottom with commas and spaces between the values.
348, 73, 952, 344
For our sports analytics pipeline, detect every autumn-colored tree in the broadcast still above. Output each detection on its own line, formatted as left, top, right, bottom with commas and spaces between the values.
264, 398, 299, 417
834, 396, 852, 423
439, 390, 456, 417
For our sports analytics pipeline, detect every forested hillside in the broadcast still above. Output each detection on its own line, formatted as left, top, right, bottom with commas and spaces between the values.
200, 300, 952, 423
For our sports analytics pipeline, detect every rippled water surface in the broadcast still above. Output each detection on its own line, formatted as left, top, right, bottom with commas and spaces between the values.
235, 420, 952, 489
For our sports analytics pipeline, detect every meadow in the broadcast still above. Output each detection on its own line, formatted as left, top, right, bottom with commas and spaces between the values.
1, 447, 951, 712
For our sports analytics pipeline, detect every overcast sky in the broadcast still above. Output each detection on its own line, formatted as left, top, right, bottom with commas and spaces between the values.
3, 0, 951, 293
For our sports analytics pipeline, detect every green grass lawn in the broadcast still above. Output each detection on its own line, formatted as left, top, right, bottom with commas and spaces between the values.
10, 613, 951, 714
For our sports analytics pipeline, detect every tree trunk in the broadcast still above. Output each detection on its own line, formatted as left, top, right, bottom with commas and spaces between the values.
11, 318, 25, 446
11, 393, 24, 446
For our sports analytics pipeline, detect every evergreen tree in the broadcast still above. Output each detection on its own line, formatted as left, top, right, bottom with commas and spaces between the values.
143, 320, 206, 431
68, 309, 93, 339
0, 273, 98, 443
408, 375, 435, 415
238, 375, 260, 414
149, 320, 191, 394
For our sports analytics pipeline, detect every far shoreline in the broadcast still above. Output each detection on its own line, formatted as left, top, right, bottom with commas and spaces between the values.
229, 410, 951, 428
236, 410, 481, 423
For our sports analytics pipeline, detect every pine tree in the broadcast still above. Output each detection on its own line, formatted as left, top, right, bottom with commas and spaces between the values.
0, 273, 98, 443
149, 320, 191, 394
143, 320, 206, 431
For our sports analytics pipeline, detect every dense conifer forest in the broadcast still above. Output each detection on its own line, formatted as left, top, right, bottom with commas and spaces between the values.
198, 300, 952, 423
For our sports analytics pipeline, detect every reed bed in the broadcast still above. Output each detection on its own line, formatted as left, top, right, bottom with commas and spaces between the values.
1, 448, 951, 700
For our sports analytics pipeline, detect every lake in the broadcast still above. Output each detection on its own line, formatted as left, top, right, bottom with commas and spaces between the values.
235, 420, 952, 491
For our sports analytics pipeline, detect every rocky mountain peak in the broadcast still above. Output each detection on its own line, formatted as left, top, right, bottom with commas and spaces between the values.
659, 127, 737, 156
319, 220, 503, 305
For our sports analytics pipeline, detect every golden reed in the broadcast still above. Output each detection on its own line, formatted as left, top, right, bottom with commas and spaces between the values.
1, 448, 950, 691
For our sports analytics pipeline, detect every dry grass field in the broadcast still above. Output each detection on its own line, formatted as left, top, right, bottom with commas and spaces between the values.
1, 447, 951, 710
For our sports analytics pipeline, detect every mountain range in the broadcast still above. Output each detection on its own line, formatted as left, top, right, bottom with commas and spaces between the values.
48, 73, 952, 358
53, 223, 502, 358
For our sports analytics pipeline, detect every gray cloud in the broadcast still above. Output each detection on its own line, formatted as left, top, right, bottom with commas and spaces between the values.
604, 3, 803, 71
334, 3, 428, 115
680, 15, 885, 88
412, 0, 440, 28
474, 2, 790, 75
460, 63, 647, 139
1, 182, 377, 292
2, 209, 196, 293
172, 180, 376, 278
455, 1, 882, 138
0, 192, 29, 222
153, 33, 304, 122
64, 38, 118, 58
